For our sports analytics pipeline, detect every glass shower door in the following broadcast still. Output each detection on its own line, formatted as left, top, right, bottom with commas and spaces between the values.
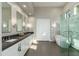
60, 7, 79, 56
60, 13, 70, 56
68, 14, 79, 56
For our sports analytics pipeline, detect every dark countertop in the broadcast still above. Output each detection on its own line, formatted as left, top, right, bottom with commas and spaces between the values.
2, 32, 34, 51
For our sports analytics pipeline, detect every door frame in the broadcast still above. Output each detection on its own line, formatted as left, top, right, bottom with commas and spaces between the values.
36, 18, 51, 41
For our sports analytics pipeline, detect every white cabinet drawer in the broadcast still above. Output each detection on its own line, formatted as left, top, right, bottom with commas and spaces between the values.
2, 34, 34, 56
2, 43, 19, 56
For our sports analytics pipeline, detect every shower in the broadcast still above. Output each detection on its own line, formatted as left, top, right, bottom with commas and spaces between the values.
55, 5, 79, 56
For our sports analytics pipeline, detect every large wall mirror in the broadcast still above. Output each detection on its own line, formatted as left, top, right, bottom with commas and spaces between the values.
23, 16, 27, 31
2, 2, 11, 33
16, 11, 23, 32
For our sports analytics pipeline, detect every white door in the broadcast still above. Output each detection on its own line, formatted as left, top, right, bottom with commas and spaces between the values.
36, 18, 50, 41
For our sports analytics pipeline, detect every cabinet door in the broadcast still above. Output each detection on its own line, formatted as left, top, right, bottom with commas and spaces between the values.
2, 44, 18, 56
28, 35, 33, 45
18, 35, 33, 56
18, 40, 27, 56
2, 35, 34, 56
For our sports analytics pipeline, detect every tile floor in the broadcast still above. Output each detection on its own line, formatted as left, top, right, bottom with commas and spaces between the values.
25, 41, 79, 56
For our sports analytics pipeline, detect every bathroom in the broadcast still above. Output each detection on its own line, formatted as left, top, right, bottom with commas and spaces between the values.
0, 2, 79, 56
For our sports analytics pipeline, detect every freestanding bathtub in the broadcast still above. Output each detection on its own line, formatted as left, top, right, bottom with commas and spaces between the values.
55, 35, 70, 48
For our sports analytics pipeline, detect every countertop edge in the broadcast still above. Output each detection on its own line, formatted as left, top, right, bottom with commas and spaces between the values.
2, 32, 34, 51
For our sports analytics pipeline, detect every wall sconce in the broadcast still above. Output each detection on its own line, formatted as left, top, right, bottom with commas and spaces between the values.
23, 21, 26, 27
26, 23, 32, 28
52, 23, 56, 28
12, 19, 16, 28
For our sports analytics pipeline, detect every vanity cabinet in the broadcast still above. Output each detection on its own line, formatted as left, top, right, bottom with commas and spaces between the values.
2, 34, 34, 56
2, 42, 19, 56
18, 34, 33, 56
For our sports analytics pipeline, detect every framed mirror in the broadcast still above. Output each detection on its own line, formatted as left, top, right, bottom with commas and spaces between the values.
16, 11, 23, 32
2, 2, 11, 33
23, 16, 27, 31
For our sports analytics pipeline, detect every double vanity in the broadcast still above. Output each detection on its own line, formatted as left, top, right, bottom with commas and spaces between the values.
1, 2, 35, 56
2, 32, 34, 56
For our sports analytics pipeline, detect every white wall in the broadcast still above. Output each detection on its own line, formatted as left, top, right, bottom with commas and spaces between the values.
0, 3, 2, 56
34, 7, 63, 41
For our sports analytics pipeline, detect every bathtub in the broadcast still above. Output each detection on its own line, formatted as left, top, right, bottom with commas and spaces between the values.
55, 35, 70, 48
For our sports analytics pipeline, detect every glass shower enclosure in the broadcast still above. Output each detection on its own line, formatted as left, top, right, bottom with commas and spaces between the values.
60, 5, 79, 56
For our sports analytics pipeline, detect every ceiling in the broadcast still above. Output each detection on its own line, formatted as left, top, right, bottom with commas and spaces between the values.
15, 2, 67, 16
15, 2, 34, 16
2, 2, 11, 7
33, 2, 67, 7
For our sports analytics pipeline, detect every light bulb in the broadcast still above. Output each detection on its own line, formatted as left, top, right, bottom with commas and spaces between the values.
3, 24, 7, 28
23, 22, 26, 26
26, 23, 32, 28
52, 23, 56, 28
23, 5, 27, 8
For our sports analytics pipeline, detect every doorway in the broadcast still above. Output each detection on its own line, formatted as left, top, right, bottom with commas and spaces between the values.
36, 18, 50, 41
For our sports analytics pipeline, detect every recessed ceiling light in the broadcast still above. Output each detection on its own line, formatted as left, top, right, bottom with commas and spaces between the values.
23, 5, 27, 8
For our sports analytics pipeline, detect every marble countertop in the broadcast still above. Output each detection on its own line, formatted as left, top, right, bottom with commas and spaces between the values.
2, 32, 34, 51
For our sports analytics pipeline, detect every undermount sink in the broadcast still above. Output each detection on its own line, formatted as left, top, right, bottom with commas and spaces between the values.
5, 39, 18, 42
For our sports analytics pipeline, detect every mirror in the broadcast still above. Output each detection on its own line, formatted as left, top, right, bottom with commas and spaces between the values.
2, 2, 11, 33
16, 11, 23, 32
23, 16, 27, 31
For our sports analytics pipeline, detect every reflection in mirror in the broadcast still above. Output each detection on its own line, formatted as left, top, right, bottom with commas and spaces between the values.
23, 16, 27, 31
2, 2, 11, 33
16, 11, 23, 32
